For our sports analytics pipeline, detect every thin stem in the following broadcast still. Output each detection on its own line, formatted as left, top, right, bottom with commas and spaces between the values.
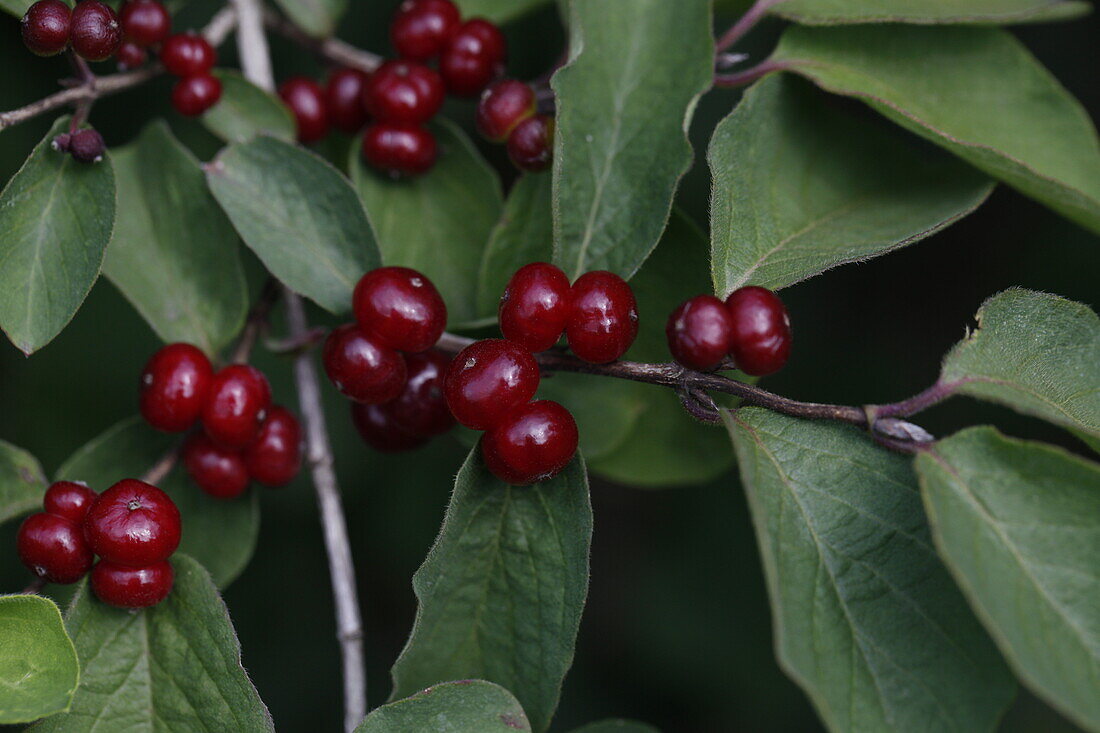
714, 59, 789, 89
141, 445, 181, 486
263, 8, 382, 73
22, 577, 46, 595
230, 278, 281, 365
869, 381, 958, 420
716, 0, 786, 52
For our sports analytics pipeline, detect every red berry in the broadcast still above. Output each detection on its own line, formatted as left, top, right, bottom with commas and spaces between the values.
70, 0, 122, 62
363, 60, 444, 125
507, 114, 554, 172
387, 350, 454, 437
325, 67, 370, 134
443, 339, 539, 430
17, 513, 94, 584
361, 123, 437, 177
349, 402, 426, 453
666, 295, 735, 372
182, 433, 250, 499
140, 343, 213, 433
390, 0, 460, 62
116, 41, 147, 69
476, 80, 536, 142
279, 76, 329, 143
725, 286, 792, 376
243, 406, 302, 487
201, 364, 272, 449
323, 324, 408, 404
481, 400, 578, 485
353, 266, 447, 353
68, 128, 106, 163
160, 32, 215, 77
439, 19, 506, 97
171, 73, 222, 116
84, 479, 181, 566
21, 0, 70, 57
43, 481, 98, 523
91, 560, 173, 608
566, 271, 638, 363
119, 0, 170, 47
499, 262, 570, 352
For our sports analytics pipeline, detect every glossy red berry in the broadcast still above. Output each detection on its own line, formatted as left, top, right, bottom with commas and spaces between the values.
201, 364, 271, 449
566, 271, 638, 363
349, 402, 426, 453
140, 343, 213, 433
182, 433, 250, 499
323, 324, 408, 404
171, 73, 222, 116
91, 560, 173, 608
507, 114, 554, 172
21, 0, 70, 57
364, 60, 444, 125
499, 262, 570, 352
476, 80, 536, 142
444, 339, 539, 430
325, 67, 370, 134
439, 18, 506, 97
390, 0, 460, 62
724, 286, 792, 377
17, 513, 94, 584
84, 479, 181, 566
243, 406, 302, 487
279, 76, 329, 143
116, 41, 147, 69
666, 295, 735, 372
43, 481, 98, 523
119, 0, 170, 47
160, 32, 215, 77
387, 350, 454, 437
353, 266, 447, 353
70, 0, 122, 62
68, 128, 106, 163
361, 123, 437, 177
481, 400, 578, 485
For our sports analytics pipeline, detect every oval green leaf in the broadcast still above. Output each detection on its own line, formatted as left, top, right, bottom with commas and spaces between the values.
358, 680, 531, 732
0, 439, 46, 526
0, 595, 78, 724
916, 427, 1100, 730
725, 408, 1016, 732
771, 0, 1089, 25
208, 135, 380, 314
203, 70, 296, 145
389, 448, 591, 733
0, 117, 115, 354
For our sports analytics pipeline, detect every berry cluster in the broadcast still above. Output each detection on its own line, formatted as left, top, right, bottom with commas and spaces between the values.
323, 267, 456, 452
162, 32, 221, 116
22, 0, 121, 62
17, 479, 181, 608
139, 343, 302, 499
475, 79, 553, 172
666, 286, 792, 375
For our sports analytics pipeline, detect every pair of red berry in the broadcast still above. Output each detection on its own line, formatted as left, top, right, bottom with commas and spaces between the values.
499, 262, 640, 363
323, 268, 455, 451
161, 32, 221, 116
140, 343, 302, 498
666, 286, 793, 375
22, 0, 120, 61
476, 80, 554, 172
17, 479, 181, 608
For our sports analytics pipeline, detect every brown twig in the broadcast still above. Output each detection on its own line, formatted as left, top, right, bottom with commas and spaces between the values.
229, 278, 281, 364
141, 444, 182, 486
21, 577, 46, 595
262, 8, 382, 73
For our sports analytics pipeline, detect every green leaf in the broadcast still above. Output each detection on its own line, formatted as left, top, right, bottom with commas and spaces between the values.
271, 0, 346, 37
358, 680, 530, 732
57, 417, 258, 588
771, 0, 1089, 25
551, 0, 713, 280
709, 74, 992, 296
725, 408, 1016, 732
455, 0, 551, 23
772, 25, 1100, 234
202, 70, 296, 145
0, 595, 78, 724
104, 122, 247, 355
30, 555, 274, 732
0, 439, 46, 525
570, 721, 660, 733
915, 427, 1100, 730
389, 448, 591, 733
0, 0, 35, 18
208, 136, 380, 314
351, 119, 503, 326
940, 289, 1100, 445
0, 117, 115, 354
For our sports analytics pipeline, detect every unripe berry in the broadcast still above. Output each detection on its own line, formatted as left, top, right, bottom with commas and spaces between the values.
119, 0, 171, 47
507, 114, 554, 172
666, 295, 735, 371
390, 0, 461, 61
43, 481, 98, 523
91, 560, 173, 608
387, 350, 455, 437
202, 364, 272, 449
361, 123, 437, 177
325, 67, 370, 134
243, 406, 303, 487
724, 286, 792, 376
481, 400, 578, 485
439, 18, 506, 97
17, 513, 94, 584
21, 0, 71, 57
349, 402, 426, 453
83, 479, 181, 566
182, 433, 250, 499
279, 76, 329, 143
566, 271, 638, 363
67, 129, 107, 163
171, 73, 222, 116
444, 339, 540, 430
499, 262, 570, 352
116, 41, 147, 70
323, 324, 408, 404
70, 0, 122, 62
139, 342, 213, 433
353, 266, 447, 353
160, 32, 215, 77
476, 80, 536, 142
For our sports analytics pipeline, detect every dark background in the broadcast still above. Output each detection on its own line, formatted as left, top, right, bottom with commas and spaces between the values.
1, 1, 1097, 730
